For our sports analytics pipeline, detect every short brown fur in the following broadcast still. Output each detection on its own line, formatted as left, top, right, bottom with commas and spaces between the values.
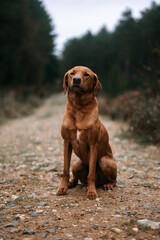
57, 66, 117, 199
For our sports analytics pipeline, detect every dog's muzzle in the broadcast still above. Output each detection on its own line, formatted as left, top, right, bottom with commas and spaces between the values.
72, 76, 82, 90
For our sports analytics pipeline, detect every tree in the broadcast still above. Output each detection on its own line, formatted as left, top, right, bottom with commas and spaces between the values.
60, 2, 160, 96
0, 0, 58, 91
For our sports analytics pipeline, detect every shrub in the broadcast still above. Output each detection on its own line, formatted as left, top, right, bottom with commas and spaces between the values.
130, 94, 160, 143
99, 90, 160, 144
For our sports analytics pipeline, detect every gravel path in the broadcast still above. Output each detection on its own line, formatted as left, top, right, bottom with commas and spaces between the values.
0, 93, 160, 240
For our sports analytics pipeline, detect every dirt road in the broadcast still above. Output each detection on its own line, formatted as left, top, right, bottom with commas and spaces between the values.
0, 93, 160, 239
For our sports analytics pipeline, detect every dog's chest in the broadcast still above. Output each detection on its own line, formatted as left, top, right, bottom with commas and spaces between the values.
75, 110, 91, 131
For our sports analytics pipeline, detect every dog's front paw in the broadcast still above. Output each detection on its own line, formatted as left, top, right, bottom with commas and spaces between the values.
56, 186, 68, 195
87, 190, 98, 200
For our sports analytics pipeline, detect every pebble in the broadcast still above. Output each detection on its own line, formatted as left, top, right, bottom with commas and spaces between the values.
22, 228, 35, 235
129, 174, 134, 179
84, 238, 93, 240
29, 211, 39, 217
117, 180, 126, 188
152, 210, 160, 214
19, 197, 25, 201
40, 233, 47, 238
137, 219, 160, 230
10, 228, 21, 233
11, 195, 19, 201
115, 211, 121, 215
8, 204, 15, 208
24, 205, 31, 209
123, 212, 136, 216
4, 222, 19, 228
92, 225, 98, 230
1, 210, 8, 215
47, 226, 58, 234
38, 202, 47, 206
111, 227, 121, 233
52, 209, 57, 213
120, 166, 127, 171
144, 206, 152, 210
16, 214, 25, 220
133, 227, 138, 232
28, 193, 36, 198
154, 175, 160, 179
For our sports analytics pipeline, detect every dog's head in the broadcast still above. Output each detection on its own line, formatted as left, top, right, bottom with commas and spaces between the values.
63, 66, 102, 97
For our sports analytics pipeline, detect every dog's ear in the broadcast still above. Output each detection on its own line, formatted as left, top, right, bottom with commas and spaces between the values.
94, 74, 102, 97
63, 72, 68, 95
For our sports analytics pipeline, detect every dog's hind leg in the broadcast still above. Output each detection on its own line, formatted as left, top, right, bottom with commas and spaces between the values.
68, 160, 88, 188
96, 155, 117, 190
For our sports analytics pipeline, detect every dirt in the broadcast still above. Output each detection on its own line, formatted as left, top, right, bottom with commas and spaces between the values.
0, 93, 160, 240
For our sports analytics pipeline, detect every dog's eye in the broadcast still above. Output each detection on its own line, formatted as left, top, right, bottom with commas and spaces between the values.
70, 72, 74, 75
84, 73, 90, 77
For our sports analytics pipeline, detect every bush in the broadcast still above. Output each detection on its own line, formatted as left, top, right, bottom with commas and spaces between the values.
0, 89, 43, 121
130, 94, 160, 143
99, 90, 160, 144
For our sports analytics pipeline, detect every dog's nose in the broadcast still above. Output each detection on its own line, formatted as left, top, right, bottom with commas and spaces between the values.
73, 76, 81, 85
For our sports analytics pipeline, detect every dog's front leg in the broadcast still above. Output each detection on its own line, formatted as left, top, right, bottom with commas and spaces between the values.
87, 144, 98, 200
57, 140, 72, 195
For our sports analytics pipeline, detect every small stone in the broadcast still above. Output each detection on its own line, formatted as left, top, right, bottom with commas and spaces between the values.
29, 211, 39, 217
38, 202, 47, 206
120, 166, 127, 171
28, 193, 36, 198
15, 217, 20, 220
23, 228, 35, 235
24, 205, 31, 209
117, 180, 126, 188
9, 204, 15, 208
11, 195, 19, 201
92, 225, 98, 230
84, 238, 93, 240
52, 177, 59, 182
40, 233, 47, 238
37, 209, 43, 213
4, 222, 19, 228
19, 197, 25, 201
115, 211, 121, 215
129, 175, 134, 179
154, 175, 160, 179
133, 228, 138, 232
16, 214, 25, 220
95, 198, 100, 201
104, 202, 109, 206
152, 210, 160, 214
137, 219, 160, 230
144, 206, 152, 210
52, 209, 57, 213
10, 228, 21, 233
1, 210, 8, 215
112, 227, 121, 233
123, 212, 136, 216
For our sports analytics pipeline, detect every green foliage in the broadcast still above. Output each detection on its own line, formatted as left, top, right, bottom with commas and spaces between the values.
0, 0, 58, 90
61, 2, 160, 96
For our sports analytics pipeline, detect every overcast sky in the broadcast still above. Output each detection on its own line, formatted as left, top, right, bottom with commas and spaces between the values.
43, 0, 160, 55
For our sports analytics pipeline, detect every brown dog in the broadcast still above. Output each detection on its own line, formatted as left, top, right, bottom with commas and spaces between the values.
57, 66, 117, 199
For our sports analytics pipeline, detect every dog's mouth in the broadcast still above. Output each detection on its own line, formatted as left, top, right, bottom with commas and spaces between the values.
72, 85, 82, 91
